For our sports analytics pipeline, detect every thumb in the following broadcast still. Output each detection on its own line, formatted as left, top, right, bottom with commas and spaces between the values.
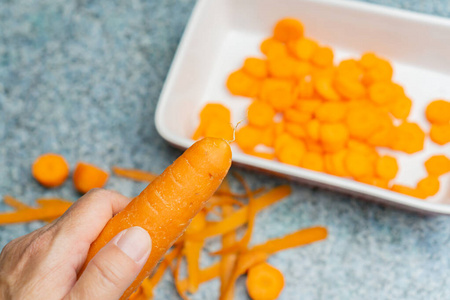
67, 227, 151, 300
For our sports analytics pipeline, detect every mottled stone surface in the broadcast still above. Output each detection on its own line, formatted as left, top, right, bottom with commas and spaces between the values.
1, 0, 450, 299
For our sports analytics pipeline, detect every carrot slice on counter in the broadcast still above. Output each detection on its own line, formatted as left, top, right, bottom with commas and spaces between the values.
112, 166, 157, 182
424, 155, 450, 177
246, 262, 285, 300
32, 153, 70, 188
273, 18, 304, 42
73, 162, 109, 194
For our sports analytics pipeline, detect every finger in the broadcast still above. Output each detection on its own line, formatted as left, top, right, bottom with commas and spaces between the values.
66, 227, 151, 300
54, 189, 131, 244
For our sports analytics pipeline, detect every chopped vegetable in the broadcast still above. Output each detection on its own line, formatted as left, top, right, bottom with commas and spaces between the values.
73, 162, 109, 194
32, 153, 69, 188
246, 262, 285, 300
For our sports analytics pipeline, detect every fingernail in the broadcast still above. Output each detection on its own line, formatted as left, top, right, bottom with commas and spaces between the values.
116, 227, 151, 263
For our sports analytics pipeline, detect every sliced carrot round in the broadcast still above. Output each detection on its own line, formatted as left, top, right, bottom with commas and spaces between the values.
204, 120, 234, 140
424, 155, 450, 177
416, 176, 440, 197
268, 56, 296, 79
345, 151, 374, 179
315, 102, 347, 123
320, 123, 349, 145
389, 96, 412, 120
292, 61, 312, 79
375, 155, 399, 180
199, 103, 231, 124
430, 123, 450, 145
359, 52, 379, 69
73, 162, 109, 194
301, 152, 325, 172
260, 38, 288, 59
425, 100, 450, 124
284, 108, 311, 124
345, 107, 381, 140
368, 82, 395, 105
287, 37, 318, 61
32, 153, 70, 188
267, 88, 295, 112
306, 119, 321, 141
391, 184, 426, 199
362, 58, 393, 85
246, 262, 285, 300
294, 98, 322, 115
226, 70, 260, 97
311, 46, 334, 68
337, 59, 363, 80
276, 138, 306, 166
285, 122, 307, 138
334, 75, 366, 99
236, 125, 263, 150
260, 79, 293, 103
294, 77, 315, 99
314, 76, 341, 102
273, 18, 304, 42
248, 101, 276, 128
391, 122, 425, 154
243, 58, 268, 79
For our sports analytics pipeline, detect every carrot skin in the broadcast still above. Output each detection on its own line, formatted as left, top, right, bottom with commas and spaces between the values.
78, 138, 232, 299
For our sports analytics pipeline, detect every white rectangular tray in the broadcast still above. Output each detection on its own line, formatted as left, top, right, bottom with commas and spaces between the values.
155, 0, 450, 215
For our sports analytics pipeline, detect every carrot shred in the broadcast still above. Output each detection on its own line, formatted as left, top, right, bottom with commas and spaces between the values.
112, 166, 158, 182
3, 195, 30, 210
0, 206, 70, 225
184, 212, 207, 293
172, 252, 190, 300
187, 186, 291, 241
177, 262, 221, 294
249, 227, 328, 254
147, 245, 182, 298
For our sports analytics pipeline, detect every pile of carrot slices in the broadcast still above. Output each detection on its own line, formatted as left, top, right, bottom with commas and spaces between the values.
192, 18, 450, 200
1, 167, 327, 300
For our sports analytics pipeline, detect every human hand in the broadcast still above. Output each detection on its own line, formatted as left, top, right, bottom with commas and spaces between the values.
0, 189, 152, 300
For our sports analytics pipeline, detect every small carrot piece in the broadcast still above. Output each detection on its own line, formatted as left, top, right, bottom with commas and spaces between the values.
79, 138, 232, 300
246, 262, 285, 300
320, 123, 349, 152
416, 176, 440, 197
301, 152, 325, 172
368, 81, 395, 105
389, 95, 412, 120
345, 151, 374, 179
185, 211, 207, 293
315, 102, 347, 123
248, 101, 276, 128
311, 46, 334, 68
226, 70, 260, 98
425, 100, 450, 124
424, 155, 450, 177
236, 125, 263, 150
73, 162, 109, 194
294, 98, 322, 115
284, 109, 311, 124
178, 262, 222, 294
287, 37, 318, 61
268, 56, 296, 79
391, 184, 426, 199
345, 107, 381, 140
284, 123, 307, 139
314, 76, 341, 102
429, 123, 450, 145
260, 38, 288, 59
294, 77, 315, 99
112, 166, 157, 182
375, 156, 399, 180
334, 75, 366, 99
273, 18, 304, 43
187, 186, 291, 241
204, 120, 235, 140
391, 122, 426, 154
200, 103, 231, 124
32, 153, 69, 188
243, 57, 268, 79
249, 227, 328, 254
276, 139, 307, 166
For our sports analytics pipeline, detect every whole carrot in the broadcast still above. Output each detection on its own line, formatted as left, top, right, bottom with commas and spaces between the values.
78, 138, 232, 299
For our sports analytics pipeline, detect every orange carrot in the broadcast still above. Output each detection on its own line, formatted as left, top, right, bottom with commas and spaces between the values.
391, 184, 425, 199
424, 155, 450, 177
188, 186, 291, 241
246, 262, 285, 300
375, 156, 398, 180
32, 153, 69, 188
273, 18, 304, 42
226, 70, 261, 98
416, 176, 440, 197
425, 100, 450, 124
243, 57, 268, 79
288, 38, 318, 61
429, 123, 450, 145
3, 195, 30, 210
78, 138, 232, 300
73, 162, 109, 194
112, 166, 157, 182
178, 262, 221, 294
0, 206, 69, 225
247, 101, 276, 128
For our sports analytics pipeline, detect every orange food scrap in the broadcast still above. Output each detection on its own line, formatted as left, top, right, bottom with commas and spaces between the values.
391, 122, 425, 154
32, 153, 69, 188
320, 123, 349, 153
243, 57, 268, 79
336, 59, 364, 81
359, 52, 379, 69
73, 162, 109, 194
276, 139, 306, 166
334, 75, 366, 99
330, 149, 349, 177
375, 156, 399, 180
425, 100, 450, 124
369, 81, 395, 105
205, 120, 234, 140
391, 184, 425, 199
429, 123, 450, 145
311, 46, 334, 68
236, 125, 263, 150
301, 152, 324, 172
315, 102, 347, 123
314, 76, 341, 102
424, 155, 450, 177
416, 176, 440, 197
273, 18, 304, 42
268, 56, 296, 79
246, 263, 285, 300
261, 38, 288, 59
288, 37, 318, 61
294, 77, 315, 99
345, 151, 374, 179
346, 107, 381, 140
226, 70, 260, 97
362, 57, 393, 85
248, 101, 276, 128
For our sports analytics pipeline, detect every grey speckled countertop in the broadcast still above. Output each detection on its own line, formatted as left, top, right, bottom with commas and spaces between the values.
1, 0, 450, 299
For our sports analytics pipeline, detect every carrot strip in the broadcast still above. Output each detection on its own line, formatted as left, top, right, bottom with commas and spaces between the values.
220, 251, 268, 300
3, 195, 30, 210
172, 252, 190, 300
214, 187, 266, 199
35, 198, 72, 208
184, 212, 207, 293
112, 166, 158, 182
206, 196, 245, 210
211, 173, 257, 255
187, 186, 291, 241
0, 206, 70, 225
177, 262, 221, 294
249, 227, 328, 254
